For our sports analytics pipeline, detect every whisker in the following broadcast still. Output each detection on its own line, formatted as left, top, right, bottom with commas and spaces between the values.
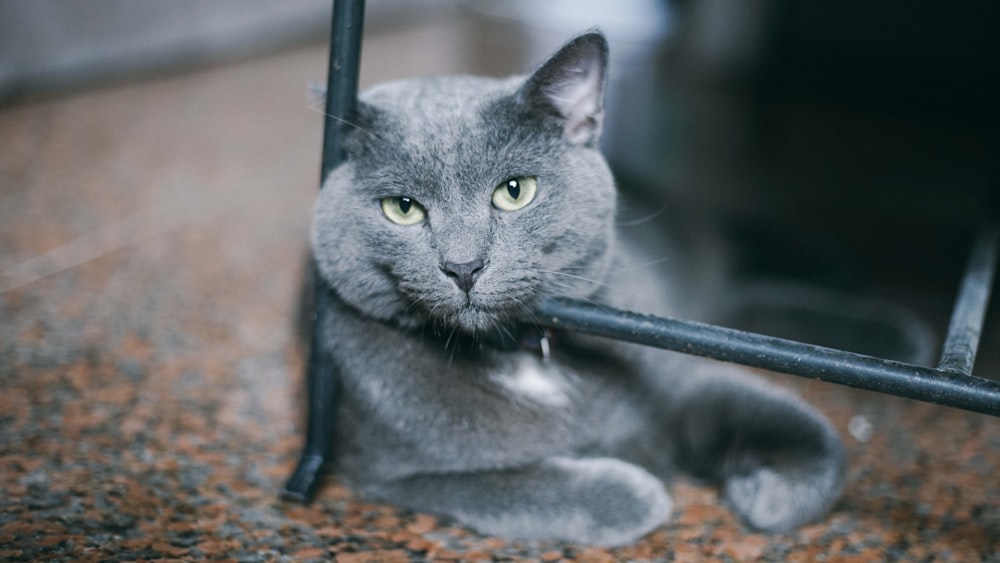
404, 295, 429, 316
443, 325, 459, 351
532, 268, 612, 288
616, 206, 667, 227
444, 324, 460, 368
551, 291, 604, 309
306, 102, 378, 139
496, 324, 516, 344
617, 256, 672, 272
528, 276, 577, 291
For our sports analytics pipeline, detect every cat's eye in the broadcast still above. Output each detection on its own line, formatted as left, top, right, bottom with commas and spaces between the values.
492, 176, 537, 211
380, 196, 426, 225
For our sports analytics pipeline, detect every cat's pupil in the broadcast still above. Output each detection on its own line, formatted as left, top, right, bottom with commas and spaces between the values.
506, 180, 521, 200
399, 197, 413, 214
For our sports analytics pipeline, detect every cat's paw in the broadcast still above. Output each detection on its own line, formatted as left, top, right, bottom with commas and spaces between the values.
368, 457, 671, 546
457, 457, 673, 546
548, 457, 673, 546
724, 461, 843, 532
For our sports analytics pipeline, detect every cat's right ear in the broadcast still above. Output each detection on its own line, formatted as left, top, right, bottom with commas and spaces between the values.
516, 31, 609, 146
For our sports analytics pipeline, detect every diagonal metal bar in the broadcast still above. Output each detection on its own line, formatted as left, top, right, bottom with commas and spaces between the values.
534, 296, 1000, 417
938, 226, 998, 374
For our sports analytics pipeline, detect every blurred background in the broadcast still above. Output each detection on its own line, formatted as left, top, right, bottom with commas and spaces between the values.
3, 1, 999, 560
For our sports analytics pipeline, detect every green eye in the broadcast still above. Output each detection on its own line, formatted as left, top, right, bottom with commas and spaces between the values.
380, 196, 426, 225
492, 176, 537, 211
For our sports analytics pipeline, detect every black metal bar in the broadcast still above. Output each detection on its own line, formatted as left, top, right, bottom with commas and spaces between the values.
320, 0, 365, 182
282, 0, 365, 503
938, 226, 998, 374
534, 297, 1000, 417
280, 273, 337, 503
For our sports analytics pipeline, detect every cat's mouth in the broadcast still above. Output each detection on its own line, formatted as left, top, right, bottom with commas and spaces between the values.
418, 283, 536, 333
398, 265, 540, 333
444, 300, 524, 333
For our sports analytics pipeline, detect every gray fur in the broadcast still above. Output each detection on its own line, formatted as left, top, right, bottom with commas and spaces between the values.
310, 32, 845, 546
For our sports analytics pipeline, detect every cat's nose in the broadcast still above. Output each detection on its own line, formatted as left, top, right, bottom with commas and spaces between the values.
441, 259, 486, 293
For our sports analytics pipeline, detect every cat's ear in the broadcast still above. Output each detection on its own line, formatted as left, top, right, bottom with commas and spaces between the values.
517, 31, 609, 146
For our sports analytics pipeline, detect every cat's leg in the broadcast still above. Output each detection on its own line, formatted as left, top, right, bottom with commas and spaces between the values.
664, 366, 846, 532
363, 456, 671, 546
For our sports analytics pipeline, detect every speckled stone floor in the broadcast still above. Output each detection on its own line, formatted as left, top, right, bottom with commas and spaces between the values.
2, 38, 999, 562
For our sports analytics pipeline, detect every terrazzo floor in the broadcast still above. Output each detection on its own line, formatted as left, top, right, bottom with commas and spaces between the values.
2, 36, 999, 562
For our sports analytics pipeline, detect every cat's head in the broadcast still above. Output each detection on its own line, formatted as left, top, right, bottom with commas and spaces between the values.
312, 32, 617, 333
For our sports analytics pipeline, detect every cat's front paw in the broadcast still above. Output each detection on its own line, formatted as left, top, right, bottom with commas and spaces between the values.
546, 457, 674, 546
724, 458, 844, 532
371, 457, 672, 546
466, 457, 673, 546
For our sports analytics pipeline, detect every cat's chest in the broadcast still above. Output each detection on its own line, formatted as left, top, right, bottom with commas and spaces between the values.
487, 354, 577, 408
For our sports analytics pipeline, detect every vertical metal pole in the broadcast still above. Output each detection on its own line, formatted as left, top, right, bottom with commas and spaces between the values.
938, 226, 998, 374
321, 0, 365, 182
282, 0, 365, 503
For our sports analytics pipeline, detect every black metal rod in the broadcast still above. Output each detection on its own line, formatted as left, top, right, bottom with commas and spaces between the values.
938, 226, 998, 374
281, 270, 338, 503
320, 0, 365, 182
534, 297, 1000, 417
283, 0, 365, 503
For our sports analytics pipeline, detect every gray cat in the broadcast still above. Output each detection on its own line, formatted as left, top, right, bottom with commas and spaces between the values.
310, 31, 845, 546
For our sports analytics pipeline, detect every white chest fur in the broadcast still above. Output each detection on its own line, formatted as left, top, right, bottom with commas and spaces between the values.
492, 355, 573, 407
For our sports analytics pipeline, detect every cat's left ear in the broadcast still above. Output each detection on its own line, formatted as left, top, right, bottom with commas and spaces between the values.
517, 31, 609, 146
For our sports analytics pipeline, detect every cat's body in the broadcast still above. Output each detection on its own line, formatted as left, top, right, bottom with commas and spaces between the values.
311, 32, 845, 546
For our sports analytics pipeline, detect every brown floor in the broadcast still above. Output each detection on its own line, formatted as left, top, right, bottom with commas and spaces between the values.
2, 36, 999, 562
